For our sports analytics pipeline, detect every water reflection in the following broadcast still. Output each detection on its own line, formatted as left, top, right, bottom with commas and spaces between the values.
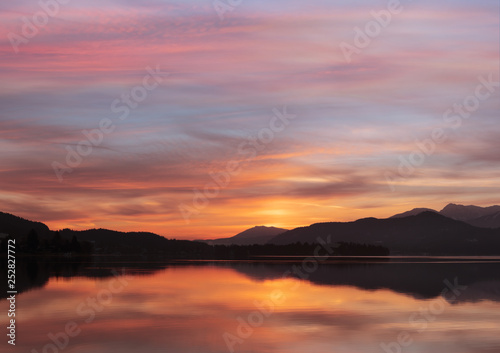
1, 258, 500, 353
229, 260, 500, 303
3, 257, 500, 302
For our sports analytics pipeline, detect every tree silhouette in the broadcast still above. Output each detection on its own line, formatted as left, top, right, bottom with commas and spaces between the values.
26, 229, 39, 253
70, 235, 81, 253
51, 231, 63, 252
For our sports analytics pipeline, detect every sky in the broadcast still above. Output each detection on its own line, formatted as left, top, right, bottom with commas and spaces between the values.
0, 0, 499, 239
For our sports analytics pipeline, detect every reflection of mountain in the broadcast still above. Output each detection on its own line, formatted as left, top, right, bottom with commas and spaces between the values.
456, 280, 500, 303
269, 212, 500, 255
3, 258, 500, 303
228, 260, 500, 303
0, 257, 86, 298
205, 226, 288, 245
0, 256, 170, 299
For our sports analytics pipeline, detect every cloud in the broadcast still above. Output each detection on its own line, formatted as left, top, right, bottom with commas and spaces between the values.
0, 0, 498, 237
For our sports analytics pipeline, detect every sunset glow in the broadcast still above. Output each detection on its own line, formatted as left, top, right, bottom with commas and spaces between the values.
10, 265, 500, 353
1, 0, 499, 239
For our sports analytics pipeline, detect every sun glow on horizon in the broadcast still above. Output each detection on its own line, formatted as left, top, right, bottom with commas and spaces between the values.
0, 0, 498, 239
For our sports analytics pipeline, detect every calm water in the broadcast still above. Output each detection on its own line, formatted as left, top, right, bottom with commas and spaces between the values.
2, 258, 500, 353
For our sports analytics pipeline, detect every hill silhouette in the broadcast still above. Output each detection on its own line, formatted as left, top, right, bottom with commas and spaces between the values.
2, 206, 500, 256
0, 212, 50, 238
390, 208, 437, 218
268, 212, 500, 255
468, 211, 500, 229
0, 213, 387, 258
205, 226, 287, 245
391, 203, 500, 229
440, 203, 500, 222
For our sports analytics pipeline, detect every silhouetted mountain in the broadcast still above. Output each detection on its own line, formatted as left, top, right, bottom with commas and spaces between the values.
390, 208, 437, 218
0, 212, 50, 238
0, 211, 212, 257
439, 203, 500, 223
0, 211, 385, 258
205, 226, 287, 245
57, 228, 211, 257
468, 211, 500, 229
3, 209, 500, 257
391, 203, 500, 229
268, 212, 500, 255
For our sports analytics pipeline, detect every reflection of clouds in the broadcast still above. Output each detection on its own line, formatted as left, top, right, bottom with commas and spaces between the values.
7, 266, 500, 353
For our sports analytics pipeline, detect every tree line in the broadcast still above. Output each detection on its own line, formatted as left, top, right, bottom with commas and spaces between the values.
0, 229, 389, 258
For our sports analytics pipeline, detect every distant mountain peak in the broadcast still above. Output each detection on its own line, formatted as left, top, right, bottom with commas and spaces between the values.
441, 203, 475, 211
268, 210, 500, 255
390, 204, 500, 229
467, 211, 500, 229
205, 226, 288, 246
390, 208, 437, 219
440, 203, 500, 223
250, 225, 282, 230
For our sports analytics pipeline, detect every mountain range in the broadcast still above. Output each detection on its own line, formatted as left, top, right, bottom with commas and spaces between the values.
1, 203, 500, 256
269, 211, 500, 255
0, 212, 50, 238
204, 226, 288, 245
391, 203, 500, 228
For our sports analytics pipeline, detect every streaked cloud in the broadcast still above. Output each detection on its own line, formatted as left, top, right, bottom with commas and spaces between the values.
0, 0, 498, 238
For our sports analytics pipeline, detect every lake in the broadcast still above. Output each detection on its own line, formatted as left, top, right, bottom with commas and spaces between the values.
2, 257, 500, 353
